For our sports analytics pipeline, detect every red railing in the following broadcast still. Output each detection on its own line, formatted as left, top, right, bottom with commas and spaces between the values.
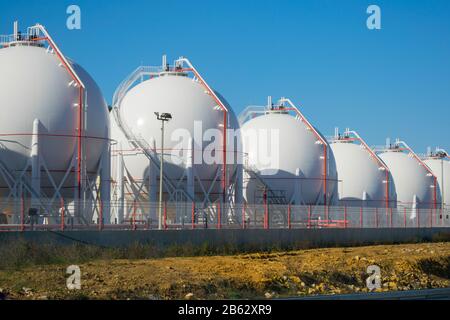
0, 201, 449, 232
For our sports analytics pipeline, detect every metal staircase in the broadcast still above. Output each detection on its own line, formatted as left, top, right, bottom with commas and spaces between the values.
243, 159, 288, 205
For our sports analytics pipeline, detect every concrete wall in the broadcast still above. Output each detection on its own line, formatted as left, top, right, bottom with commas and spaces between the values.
0, 228, 449, 251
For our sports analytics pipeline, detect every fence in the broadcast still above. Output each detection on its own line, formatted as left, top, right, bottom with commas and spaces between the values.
0, 199, 449, 232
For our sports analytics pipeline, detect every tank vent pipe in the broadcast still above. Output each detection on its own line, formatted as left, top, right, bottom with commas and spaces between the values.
13, 21, 18, 40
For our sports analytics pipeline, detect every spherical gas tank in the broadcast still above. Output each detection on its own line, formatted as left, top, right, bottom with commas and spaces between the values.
241, 112, 337, 205
0, 44, 109, 198
331, 141, 396, 207
423, 157, 449, 207
378, 151, 437, 209
112, 73, 239, 201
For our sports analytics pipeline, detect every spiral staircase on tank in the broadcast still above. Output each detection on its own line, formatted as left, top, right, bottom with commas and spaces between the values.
112, 66, 195, 205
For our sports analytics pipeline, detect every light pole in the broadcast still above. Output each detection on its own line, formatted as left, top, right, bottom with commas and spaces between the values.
155, 112, 172, 230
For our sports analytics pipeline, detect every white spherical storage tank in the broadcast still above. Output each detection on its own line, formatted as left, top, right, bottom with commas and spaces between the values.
423, 152, 450, 208
240, 99, 337, 206
114, 75, 237, 190
111, 58, 241, 224
0, 25, 110, 222
330, 134, 396, 208
378, 149, 438, 209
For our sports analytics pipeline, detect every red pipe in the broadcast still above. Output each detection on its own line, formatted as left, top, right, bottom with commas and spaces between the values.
352, 133, 390, 208
284, 105, 328, 205
31, 37, 85, 208
400, 144, 438, 209
183, 67, 229, 203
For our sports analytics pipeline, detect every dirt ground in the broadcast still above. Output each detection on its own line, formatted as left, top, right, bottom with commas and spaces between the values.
0, 242, 449, 300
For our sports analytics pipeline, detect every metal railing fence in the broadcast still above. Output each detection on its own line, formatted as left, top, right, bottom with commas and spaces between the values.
0, 199, 449, 232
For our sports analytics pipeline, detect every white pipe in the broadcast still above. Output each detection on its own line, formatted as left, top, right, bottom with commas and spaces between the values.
13, 21, 18, 41
31, 119, 40, 211
187, 138, 194, 200
162, 54, 167, 70
411, 194, 418, 219
362, 191, 368, 207
293, 168, 302, 205
267, 96, 272, 109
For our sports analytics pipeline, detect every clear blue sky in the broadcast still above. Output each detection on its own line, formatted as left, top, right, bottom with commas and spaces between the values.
1, 0, 449, 153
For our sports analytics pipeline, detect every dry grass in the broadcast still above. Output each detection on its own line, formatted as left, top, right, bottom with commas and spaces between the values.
0, 242, 449, 300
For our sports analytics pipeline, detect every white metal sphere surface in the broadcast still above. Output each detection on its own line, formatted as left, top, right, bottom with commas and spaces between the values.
241, 113, 337, 205
112, 74, 239, 200
0, 45, 109, 196
378, 151, 437, 208
331, 142, 395, 207
424, 158, 450, 207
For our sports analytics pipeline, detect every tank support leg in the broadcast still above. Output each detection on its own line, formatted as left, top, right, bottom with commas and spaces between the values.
362, 191, 368, 207
411, 194, 418, 220
292, 168, 302, 205
31, 119, 41, 221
